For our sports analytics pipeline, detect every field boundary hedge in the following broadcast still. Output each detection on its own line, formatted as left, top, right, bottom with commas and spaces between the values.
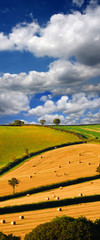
49, 125, 100, 142
0, 141, 82, 176
0, 194, 100, 215
0, 174, 100, 202
48, 125, 88, 141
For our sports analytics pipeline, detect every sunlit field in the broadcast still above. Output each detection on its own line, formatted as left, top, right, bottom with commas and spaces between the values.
0, 125, 79, 167
52, 124, 100, 139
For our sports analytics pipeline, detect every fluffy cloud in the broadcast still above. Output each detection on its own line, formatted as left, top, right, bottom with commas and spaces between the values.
38, 110, 100, 125
0, 60, 100, 96
0, 91, 29, 115
28, 100, 56, 116
80, 111, 100, 124
0, 6, 100, 66
0, 3, 100, 122
28, 93, 100, 117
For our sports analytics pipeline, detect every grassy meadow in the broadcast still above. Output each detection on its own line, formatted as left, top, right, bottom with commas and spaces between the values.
52, 124, 100, 140
0, 125, 79, 168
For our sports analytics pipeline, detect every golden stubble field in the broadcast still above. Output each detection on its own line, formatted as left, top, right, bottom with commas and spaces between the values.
0, 143, 100, 196
0, 178, 100, 208
0, 143, 100, 239
0, 202, 100, 240
0, 144, 100, 240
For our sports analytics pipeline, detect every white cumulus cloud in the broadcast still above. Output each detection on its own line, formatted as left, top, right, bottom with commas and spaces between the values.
0, 6, 100, 66
0, 91, 29, 115
27, 93, 100, 117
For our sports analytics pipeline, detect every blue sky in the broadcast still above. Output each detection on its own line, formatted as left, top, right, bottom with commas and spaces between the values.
0, 0, 100, 125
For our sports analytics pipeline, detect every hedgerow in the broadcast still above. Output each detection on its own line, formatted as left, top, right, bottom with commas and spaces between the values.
0, 141, 82, 176
1, 194, 100, 215
0, 174, 100, 202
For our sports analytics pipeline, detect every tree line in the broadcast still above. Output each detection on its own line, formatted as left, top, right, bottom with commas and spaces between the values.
9, 118, 61, 126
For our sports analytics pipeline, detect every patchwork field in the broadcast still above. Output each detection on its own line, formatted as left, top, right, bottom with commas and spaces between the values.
52, 124, 100, 140
0, 143, 100, 196
1, 178, 100, 208
0, 125, 79, 168
0, 125, 100, 239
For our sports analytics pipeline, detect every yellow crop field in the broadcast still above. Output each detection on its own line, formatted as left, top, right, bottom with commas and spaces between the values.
0, 125, 79, 168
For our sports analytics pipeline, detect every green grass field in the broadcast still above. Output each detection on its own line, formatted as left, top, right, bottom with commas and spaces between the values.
52, 125, 100, 140
0, 125, 79, 168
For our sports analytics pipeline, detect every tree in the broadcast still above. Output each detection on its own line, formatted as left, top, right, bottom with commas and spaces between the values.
8, 177, 20, 195
0, 232, 20, 240
13, 120, 24, 126
24, 216, 100, 240
9, 120, 24, 126
53, 118, 61, 125
40, 119, 46, 125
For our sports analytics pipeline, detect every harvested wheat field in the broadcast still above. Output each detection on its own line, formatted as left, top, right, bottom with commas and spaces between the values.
1, 178, 100, 208
0, 201, 100, 239
0, 143, 100, 196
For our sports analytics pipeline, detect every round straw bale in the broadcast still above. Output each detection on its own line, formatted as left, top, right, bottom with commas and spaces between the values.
59, 186, 62, 189
57, 207, 62, 211
78, 193, 83, 197
78, 153, 81, 156
29, 175, 32, 178
56, 196, 59, 200
45, 197, 49, 200
1, 220, 6, 223
11, 221, 16, 225
78, 161, 81, 163
19, 216, 24, 219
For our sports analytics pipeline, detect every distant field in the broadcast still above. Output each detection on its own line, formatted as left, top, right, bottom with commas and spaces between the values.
0, 125, 79, 167
52, 125, 100, 140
